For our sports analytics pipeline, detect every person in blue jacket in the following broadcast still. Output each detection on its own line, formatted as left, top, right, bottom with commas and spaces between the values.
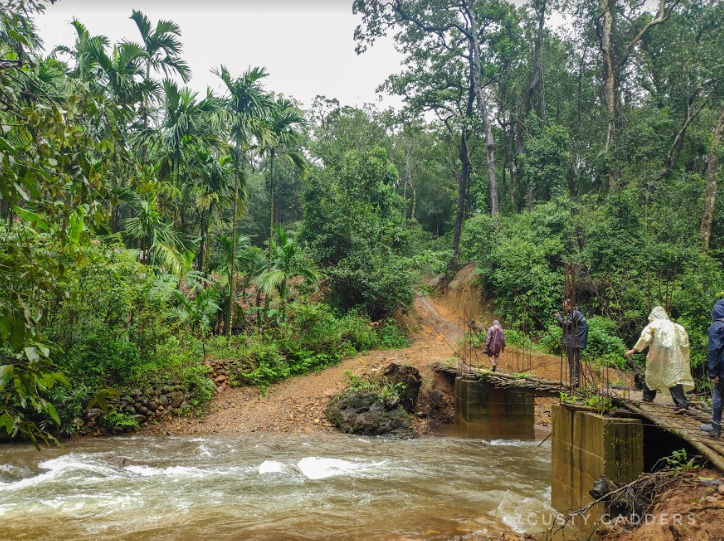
702, 299, 724, 437
555, 300, 588, 388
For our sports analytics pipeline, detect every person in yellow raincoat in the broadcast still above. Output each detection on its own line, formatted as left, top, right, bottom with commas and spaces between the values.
624, 306, 695, 413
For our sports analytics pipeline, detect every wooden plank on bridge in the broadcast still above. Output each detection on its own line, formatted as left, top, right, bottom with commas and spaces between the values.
434, 362, 568, 395
625, 401, 724, 472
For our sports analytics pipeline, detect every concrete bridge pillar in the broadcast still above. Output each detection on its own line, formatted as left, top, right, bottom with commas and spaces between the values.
551, 404, 644, 527
454, 377, 535, 439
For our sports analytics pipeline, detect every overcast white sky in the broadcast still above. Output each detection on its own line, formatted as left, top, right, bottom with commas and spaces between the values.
35, 0, 408, 110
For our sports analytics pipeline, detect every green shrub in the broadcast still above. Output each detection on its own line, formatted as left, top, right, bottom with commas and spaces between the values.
464, 201, 572, 327
376, 319, 409, 349
538, 325, 563, 353
583, 317, 627, 366
327, 248, 416, 320
405, 248, 454, 276
42, 245, 176, 427
206, 302, 409, 392
181, 365, 215, 408
506, 329, 536, 350
103, 411, 140, 429
301, 147, 417, 320
343, 371, 406, 402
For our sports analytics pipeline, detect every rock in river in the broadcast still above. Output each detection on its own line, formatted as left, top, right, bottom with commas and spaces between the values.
325, 391, 413, 438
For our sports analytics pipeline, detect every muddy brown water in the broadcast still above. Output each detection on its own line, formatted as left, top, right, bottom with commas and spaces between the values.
0, 431, 554, 540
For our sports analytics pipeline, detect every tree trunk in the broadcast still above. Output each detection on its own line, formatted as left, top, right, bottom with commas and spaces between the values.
403, 140, 412, 219
452, 129, 472, 256
226, 142, 241, 337
524, 0, 546, 118
466, 1, 499, 227
658, 96, 707, 180
528, 183, 535, 212
140, 61, 150, 165
0, 199, 9, 224
410, 176, 417, 222
269, 150, 275, 260
598, 0, 678, 190
197, 210, 207, 272
518, 0, 546, 213
600, 1, 616, 190
203, 202, 214, 274
700, 105, 724, 252
508, 118, 516, 205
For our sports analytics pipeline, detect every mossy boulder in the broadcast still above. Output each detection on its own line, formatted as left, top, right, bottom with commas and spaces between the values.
325, 391, 413, 438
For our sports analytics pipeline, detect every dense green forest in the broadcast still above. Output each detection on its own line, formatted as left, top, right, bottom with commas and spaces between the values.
1, 0, 724, 442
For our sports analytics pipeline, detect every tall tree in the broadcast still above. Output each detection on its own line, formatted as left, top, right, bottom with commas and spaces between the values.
186, 149, 233, 272
700, 105, 724, 252
54, 19, 149, 107
259, 98, 308, 258
154, 79, 222, 190
0, 0, 127, 443
578, 0, 681, 188
129, 10, 190, 134
354, 0, 519, 246
215, 65, 273, 336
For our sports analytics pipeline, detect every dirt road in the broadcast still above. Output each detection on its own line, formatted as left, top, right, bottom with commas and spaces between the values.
161, 294, 466, 435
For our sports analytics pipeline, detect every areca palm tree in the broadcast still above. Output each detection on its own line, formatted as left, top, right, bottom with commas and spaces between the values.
214, 65, 273, 336
54, 19, 149, 107
257, 226, 319, 322
259, 98, 309, 257
155, 79, 223, 189
130, 10, 190, 83
119, 189, 195, 274
186, 148, 233, 272
212, 234, 263, 329
51, 19, 109, 83
129, 10, 190, 134
90, 40, 150, 106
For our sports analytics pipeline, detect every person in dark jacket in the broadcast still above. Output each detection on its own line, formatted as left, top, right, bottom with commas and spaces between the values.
702, 299, 724, 437
555, 301, 589, 388
485, 320, 506, 372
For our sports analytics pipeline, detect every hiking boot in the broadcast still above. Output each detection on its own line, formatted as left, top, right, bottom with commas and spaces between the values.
701, 422, 721, 437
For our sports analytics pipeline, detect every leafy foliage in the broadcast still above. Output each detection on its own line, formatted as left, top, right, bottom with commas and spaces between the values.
303, 147, 416, 319
207, 303, 407, 393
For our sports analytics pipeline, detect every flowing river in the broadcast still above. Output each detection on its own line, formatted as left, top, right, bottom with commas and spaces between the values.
0, 432, 553, 540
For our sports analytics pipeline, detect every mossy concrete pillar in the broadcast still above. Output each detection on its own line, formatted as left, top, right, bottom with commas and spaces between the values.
551, 404, 644, 529
454, 378, 535, 439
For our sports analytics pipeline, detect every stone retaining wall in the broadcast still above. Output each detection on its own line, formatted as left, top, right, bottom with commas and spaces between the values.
77, 383, 194, 435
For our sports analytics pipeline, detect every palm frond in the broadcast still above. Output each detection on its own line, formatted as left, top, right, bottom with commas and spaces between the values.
257, 269, 285, 296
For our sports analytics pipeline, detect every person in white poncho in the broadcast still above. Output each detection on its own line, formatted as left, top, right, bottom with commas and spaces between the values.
624, 306, 695, 413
